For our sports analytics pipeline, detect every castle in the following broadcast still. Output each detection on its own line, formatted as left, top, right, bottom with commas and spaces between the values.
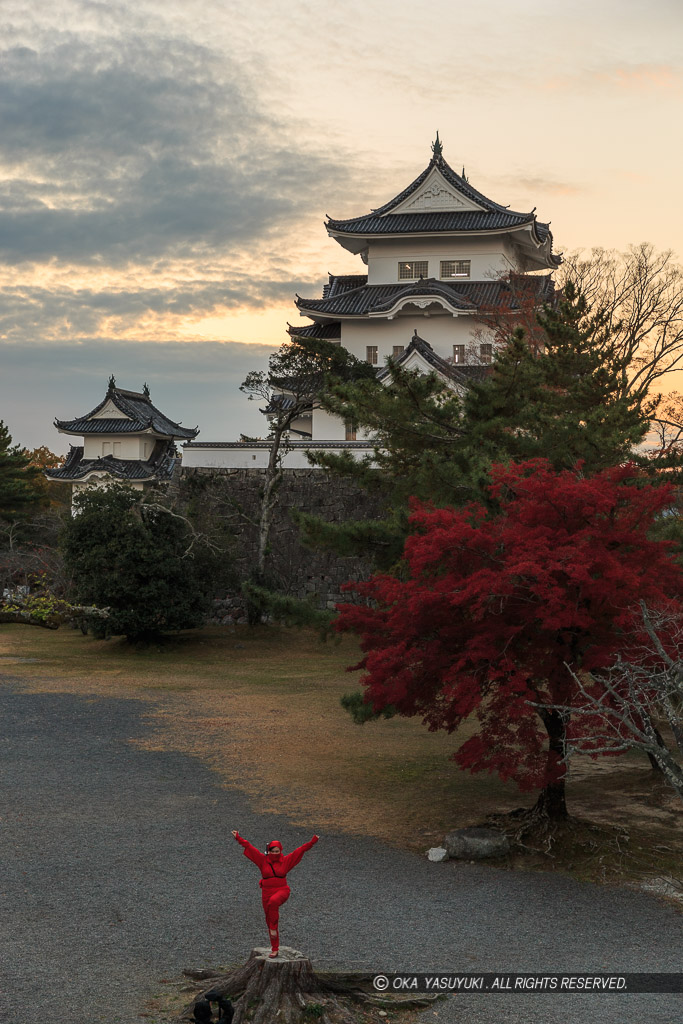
46, 377, 197, 495
49, 140, 559, 486
184, 136, 559, 469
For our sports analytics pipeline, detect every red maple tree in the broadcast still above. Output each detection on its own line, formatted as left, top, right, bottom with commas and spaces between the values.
336, 461, 683, 819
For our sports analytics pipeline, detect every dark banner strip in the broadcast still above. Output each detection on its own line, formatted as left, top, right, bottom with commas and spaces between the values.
371, 973, 683, 994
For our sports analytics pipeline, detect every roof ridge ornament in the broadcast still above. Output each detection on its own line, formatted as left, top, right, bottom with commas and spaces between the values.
142, 382, 150, 398
107, 374, 116, 393
431, 131, 443, 162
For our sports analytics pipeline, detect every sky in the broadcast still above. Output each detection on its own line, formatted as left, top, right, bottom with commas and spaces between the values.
1, 0, 682, 452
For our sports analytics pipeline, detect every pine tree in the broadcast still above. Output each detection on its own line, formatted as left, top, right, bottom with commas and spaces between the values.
464, 282, 653, 471
0, 421, 46, 524
299, 281, 658, 566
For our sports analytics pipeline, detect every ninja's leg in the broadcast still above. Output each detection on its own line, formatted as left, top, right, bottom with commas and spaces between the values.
264, 888, 290, 955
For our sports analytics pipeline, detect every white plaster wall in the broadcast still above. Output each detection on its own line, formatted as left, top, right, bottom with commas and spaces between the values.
340, 316, 486, 364
82, 435, 147, 459
182, 448, 270, 469
366, 236, 519, 285
312, 407, 347, 440
288, 412, 313, 437
182, 445, 373, 469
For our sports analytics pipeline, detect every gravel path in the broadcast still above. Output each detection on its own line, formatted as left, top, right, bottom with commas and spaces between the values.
0, 679, 681, 1024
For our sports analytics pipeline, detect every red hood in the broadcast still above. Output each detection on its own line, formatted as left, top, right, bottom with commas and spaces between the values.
266, 840, 283, 862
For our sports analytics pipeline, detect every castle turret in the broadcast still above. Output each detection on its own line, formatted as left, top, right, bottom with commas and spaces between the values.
47, 379, 198, 497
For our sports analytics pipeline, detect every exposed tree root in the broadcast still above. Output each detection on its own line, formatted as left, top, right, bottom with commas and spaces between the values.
482, 806, 572, 861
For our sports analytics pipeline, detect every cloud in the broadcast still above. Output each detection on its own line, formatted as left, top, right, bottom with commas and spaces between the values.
0, 273, 322, 342
0, 34, 353, 268
505, 177, 584, 199
0, 8, 363, 343
544, 63, 683, 94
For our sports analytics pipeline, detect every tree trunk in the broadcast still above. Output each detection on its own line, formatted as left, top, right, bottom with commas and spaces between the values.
532, 708, 569, 821
531, 776, 568, 821
244, 423, 286, 626
181, 947, 439, 1024
231, 949, 318, 1024
257, 425, 285, 582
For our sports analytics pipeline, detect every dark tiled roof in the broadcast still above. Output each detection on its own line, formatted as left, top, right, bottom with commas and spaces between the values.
322, 274, 368, 298
326, 153, 560, 264
287, 322, 342, 340
376, 331, 490, 386
55, 386, 199, 439
183, 440, 374, 450
45, 442, 179, 482
54, 418, 157, 434
297, 276, 553, 318
371, 280, 477, 314
263, 394, 306, 414
328, 210, 536, 234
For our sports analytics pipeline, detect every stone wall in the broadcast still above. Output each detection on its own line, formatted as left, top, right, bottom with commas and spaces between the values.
178, 467, 385, 615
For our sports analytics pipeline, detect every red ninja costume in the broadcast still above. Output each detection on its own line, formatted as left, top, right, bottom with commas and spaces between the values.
233, 832, 318, 956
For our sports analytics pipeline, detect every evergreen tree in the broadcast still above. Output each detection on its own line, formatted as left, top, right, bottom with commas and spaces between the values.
0, 421, 46, 525
464, 282, 653, 472
61, 486, 212, 642
298, 281, 658, 566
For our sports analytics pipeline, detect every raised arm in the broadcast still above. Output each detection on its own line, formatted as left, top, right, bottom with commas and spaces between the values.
232, 829, 267, 870
282, 835, 319, 873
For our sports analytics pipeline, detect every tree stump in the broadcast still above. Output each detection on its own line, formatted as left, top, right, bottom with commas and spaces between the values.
180, 947, 440, 1024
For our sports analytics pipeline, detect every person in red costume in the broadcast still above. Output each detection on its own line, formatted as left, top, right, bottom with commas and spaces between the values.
231, 829, 319, 958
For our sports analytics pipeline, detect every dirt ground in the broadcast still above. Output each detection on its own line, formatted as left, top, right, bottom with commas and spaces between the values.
1, 622, 681, 901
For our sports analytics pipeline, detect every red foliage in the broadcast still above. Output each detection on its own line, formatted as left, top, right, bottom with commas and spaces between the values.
337, 461, 683, 792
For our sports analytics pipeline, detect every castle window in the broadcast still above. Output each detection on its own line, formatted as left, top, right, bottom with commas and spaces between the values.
102, 441, 111, 456
398, 261, 428, 280
480, 343, 493, 364
392, 345, 405, 358
345, 421, 357, 441
441, 260, 470, 279
113, 442, 121, 457
453, 344, 465, 364
366, 346, 378, 365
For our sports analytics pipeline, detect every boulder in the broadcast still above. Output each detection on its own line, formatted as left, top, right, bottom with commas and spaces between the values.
444, 827, 510, 860
427, 846, 449, 862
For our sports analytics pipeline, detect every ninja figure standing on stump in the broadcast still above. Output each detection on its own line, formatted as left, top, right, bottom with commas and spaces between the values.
231, 830, 319, 958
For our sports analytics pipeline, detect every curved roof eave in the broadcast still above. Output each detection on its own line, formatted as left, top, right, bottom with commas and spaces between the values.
54, 421, 165, 436
326, 220, 536, 242
296, 307, 367, 323
369, 296, 473, 319
78, 470, 156, 483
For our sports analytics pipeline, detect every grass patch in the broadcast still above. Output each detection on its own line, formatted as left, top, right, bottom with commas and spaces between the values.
1, 622, 681, 896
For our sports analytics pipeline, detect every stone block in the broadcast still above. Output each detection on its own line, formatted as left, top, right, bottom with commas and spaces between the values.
444, 827, 510, 860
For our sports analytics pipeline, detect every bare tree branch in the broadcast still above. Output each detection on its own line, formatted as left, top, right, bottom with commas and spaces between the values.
530, 604, 683, 802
